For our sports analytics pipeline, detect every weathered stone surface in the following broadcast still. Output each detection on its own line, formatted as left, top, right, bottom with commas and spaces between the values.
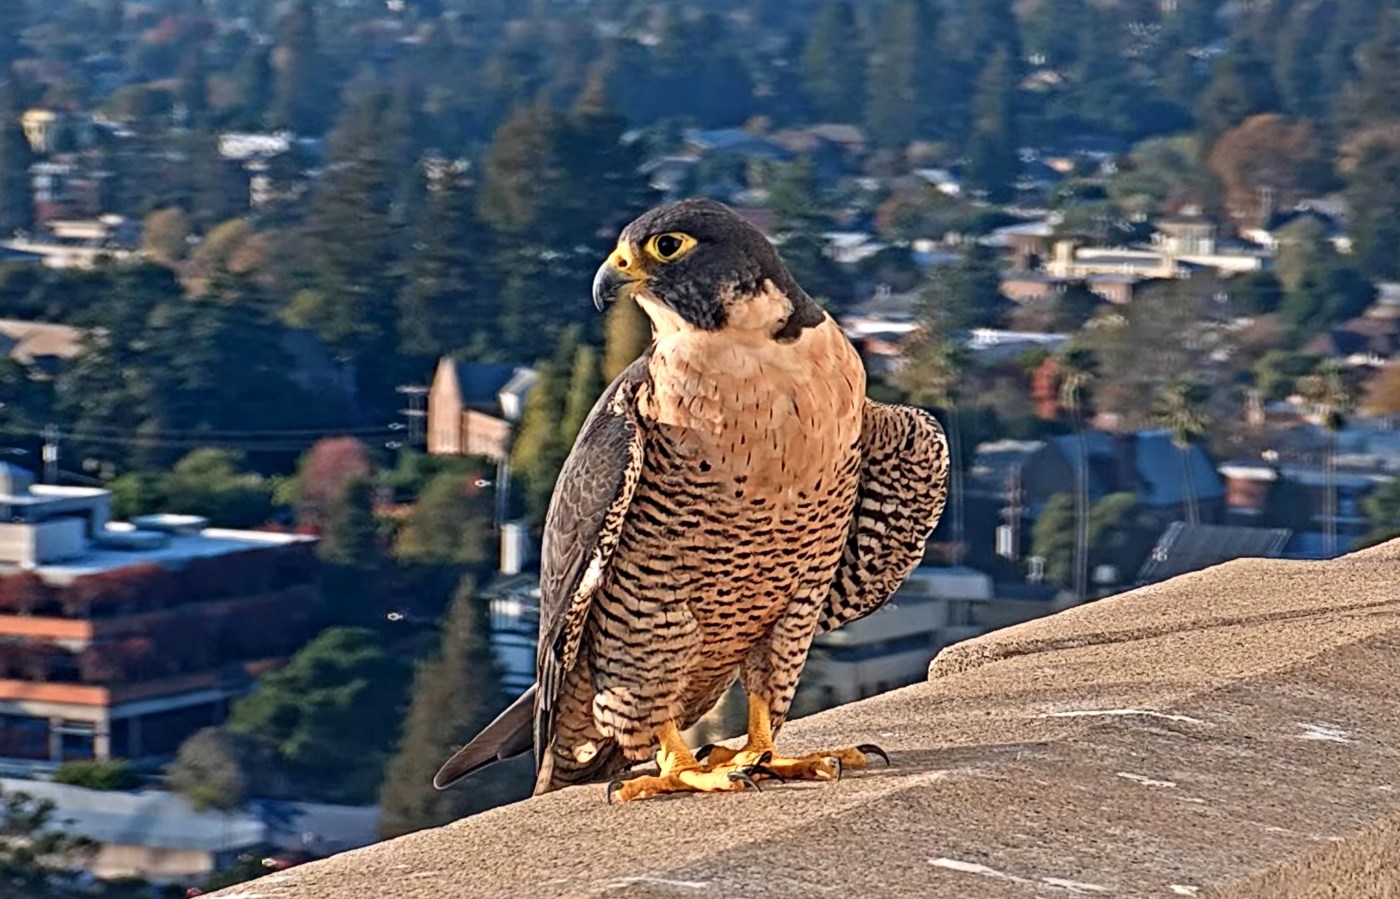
213, 540, 1400, 899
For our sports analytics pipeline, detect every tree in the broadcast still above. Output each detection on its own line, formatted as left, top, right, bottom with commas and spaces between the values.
1297, 361, 1353, 558
0, 785, 97, 899
0, 4, 27, 70
1253, 350, 1315, 402
141, 207, 191, 265
510, 359, 570, 526
271, 0, 328, 134
293, 436, 375, 527
602, 296, 650, 381
1031, 491, 1156, 593
1350, 11, 1400, 125
1361, 478, 1400, 548
1280, 259, 1376, 338
1363, 363, 1400, 419
1207, 116, 1330, 228
865, 0, 940, 147
226, 627, 410, 803
768, 159, 851, 307
895, 336, 967, 563
397, 169, 493, 361
52, 760, 138, 792
915, 243, 1007, 335
319, 474, 381, 566
395, 471, 494, 568
378, 578, 527, 838
964, 47, 1020, 202
800, 0, 866, 122
561, 344, 602, 448
166, 728, 250, 812
1152, 380, 1212, 525
1344, 133, 1400, 281
161, 449, 275, 528
1058, 347, 1097, 601
1196, 37, 1279, 148
237, 43, 274, 129
1273, 217, 1331, 294
0, 79, 34, 236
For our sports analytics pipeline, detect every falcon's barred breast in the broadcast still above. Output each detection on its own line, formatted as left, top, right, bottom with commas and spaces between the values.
435, 198, 950, 800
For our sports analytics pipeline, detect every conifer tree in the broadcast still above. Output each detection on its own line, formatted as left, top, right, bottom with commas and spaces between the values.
561, 344, 602, 447
800, 0, 866, 122
378, 578, 525, 838
319, 474, 381, 567
603, 297, 651, 381
271, 0, 328, 135
0, 3, 27, 70
964, 47, 1021, 204
0, 78, 34, 236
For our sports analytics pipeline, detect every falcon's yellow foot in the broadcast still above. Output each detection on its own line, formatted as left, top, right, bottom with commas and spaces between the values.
696, 743, 890, 782
605, 765, 760, 803
605, 720, 763, 804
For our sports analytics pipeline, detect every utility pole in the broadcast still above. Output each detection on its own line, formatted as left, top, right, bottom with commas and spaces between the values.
41, 424, 58, 484
396, 385, 428, 449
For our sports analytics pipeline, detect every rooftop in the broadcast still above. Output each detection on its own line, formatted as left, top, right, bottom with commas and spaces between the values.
214, 540, 1400, 899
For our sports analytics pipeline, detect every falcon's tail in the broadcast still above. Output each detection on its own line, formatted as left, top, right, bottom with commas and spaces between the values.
433, 684, 535, 790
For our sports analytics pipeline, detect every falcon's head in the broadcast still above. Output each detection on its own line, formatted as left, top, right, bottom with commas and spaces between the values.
593, 198, 823, 340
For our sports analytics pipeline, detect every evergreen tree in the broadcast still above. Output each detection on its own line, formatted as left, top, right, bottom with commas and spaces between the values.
769, 159, 852, 307
176, 47, 209, 125
378, 578, 526, 838
964, 47, 1021, 203
1350, 11, 1400, 125
271, 0, 329, 135
1274, 1, 1336, 121
395, 471, 495, 568
561, 343, 602, 447
0, 3, 28, 70
510, 358, 570, 527
865, 0, 938, 147
800, 0, 866, 122
1346, 135, 1400, 281
916, 243, 1007, 334
1196, 37, 1280, 148
320, 474, 381, 567
397, 168, 493, 361
0, 79, 34, 236
238, 43, 274, 129
602, 296, 651, 381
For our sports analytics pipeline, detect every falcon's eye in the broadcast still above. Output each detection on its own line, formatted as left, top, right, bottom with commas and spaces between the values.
645, 232, 696, 262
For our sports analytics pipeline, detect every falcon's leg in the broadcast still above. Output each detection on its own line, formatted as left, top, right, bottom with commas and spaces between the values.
605, 721, 761, 803
697, 692, 889, 781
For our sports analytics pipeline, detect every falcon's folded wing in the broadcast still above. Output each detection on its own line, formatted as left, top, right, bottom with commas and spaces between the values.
818, 400, 950, 633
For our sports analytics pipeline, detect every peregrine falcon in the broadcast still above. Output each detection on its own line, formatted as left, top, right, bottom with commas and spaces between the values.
434, 198, 949, 802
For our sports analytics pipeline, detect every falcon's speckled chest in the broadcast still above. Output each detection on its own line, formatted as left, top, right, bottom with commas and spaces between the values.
618, 315, 865, 658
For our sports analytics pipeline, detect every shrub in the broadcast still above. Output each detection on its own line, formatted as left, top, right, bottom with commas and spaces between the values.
53, 759, 140, 791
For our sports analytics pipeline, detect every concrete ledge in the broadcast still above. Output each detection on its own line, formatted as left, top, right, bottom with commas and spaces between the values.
214, 541, 1400, 899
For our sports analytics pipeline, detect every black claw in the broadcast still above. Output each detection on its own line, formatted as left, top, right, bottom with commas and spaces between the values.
605, 780, 624, 804
830, 757, 843, 782
756, 750, 773, 766
695, 744, 716, 762
856, 743, 891, 766
744, 764, 785, 783
727, 771, 761, 793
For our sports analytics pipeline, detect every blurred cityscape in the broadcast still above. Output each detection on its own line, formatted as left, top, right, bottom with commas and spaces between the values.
0, 0, 1399, 895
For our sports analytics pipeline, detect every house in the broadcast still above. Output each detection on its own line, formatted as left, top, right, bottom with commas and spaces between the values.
1136, 522, 1291, 585
1218, 457, 1395, 557
0, 318, 84, 374
0, 464, 320, 772
0, 777, 377, 884
1299, 316, 1400, 368
426, 358, 538, 460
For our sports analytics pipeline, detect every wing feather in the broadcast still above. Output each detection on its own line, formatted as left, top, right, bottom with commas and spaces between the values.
532, 352, 649, 772
818, 401, 950, 633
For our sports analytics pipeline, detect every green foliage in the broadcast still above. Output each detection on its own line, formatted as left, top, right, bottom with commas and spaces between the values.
964, 47, 1021, 202
769, 159, 852, 307
1252, 350, 1316, 401
379, 578, 529, 838
1280, 260, 1376, 338
510, 358, 571, 527
1346, 135, 1400, 281
0, 80, 34, 235
800, 1, 866, 122
271, 0, 328, 135
562, 344, 603, 447
1031, 492, 1158, 590
0, 785, 97, 898
915, 244, 1007, 335
602, 296, 650, 381
1361, 478, 1400, 547
52, 759, 139, 792
1229, 270, 1284, 316
865, 0, 943, 147
107, 450, 274, 528
394, 471, 494, 568
319, 474, 381, 567
166, 728, 250, 812
226, 628, 411, 803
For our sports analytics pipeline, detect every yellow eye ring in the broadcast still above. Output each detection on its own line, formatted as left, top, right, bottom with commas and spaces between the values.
645, 232, 697, 262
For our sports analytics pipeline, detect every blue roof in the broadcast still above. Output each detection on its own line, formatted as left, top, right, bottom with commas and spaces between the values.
1133, 429, 1225, 505
454, 361, 524, 408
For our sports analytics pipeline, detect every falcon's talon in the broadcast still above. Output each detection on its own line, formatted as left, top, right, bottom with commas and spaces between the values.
605, 779, 624, 804
856, 743, 891, 766
829, 757, 843, 783
694, 744, 716, 762
741, 763, 785, 783
726, 771, 761, 792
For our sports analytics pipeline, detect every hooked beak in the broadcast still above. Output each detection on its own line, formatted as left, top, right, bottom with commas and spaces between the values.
592, 247, 644, 312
